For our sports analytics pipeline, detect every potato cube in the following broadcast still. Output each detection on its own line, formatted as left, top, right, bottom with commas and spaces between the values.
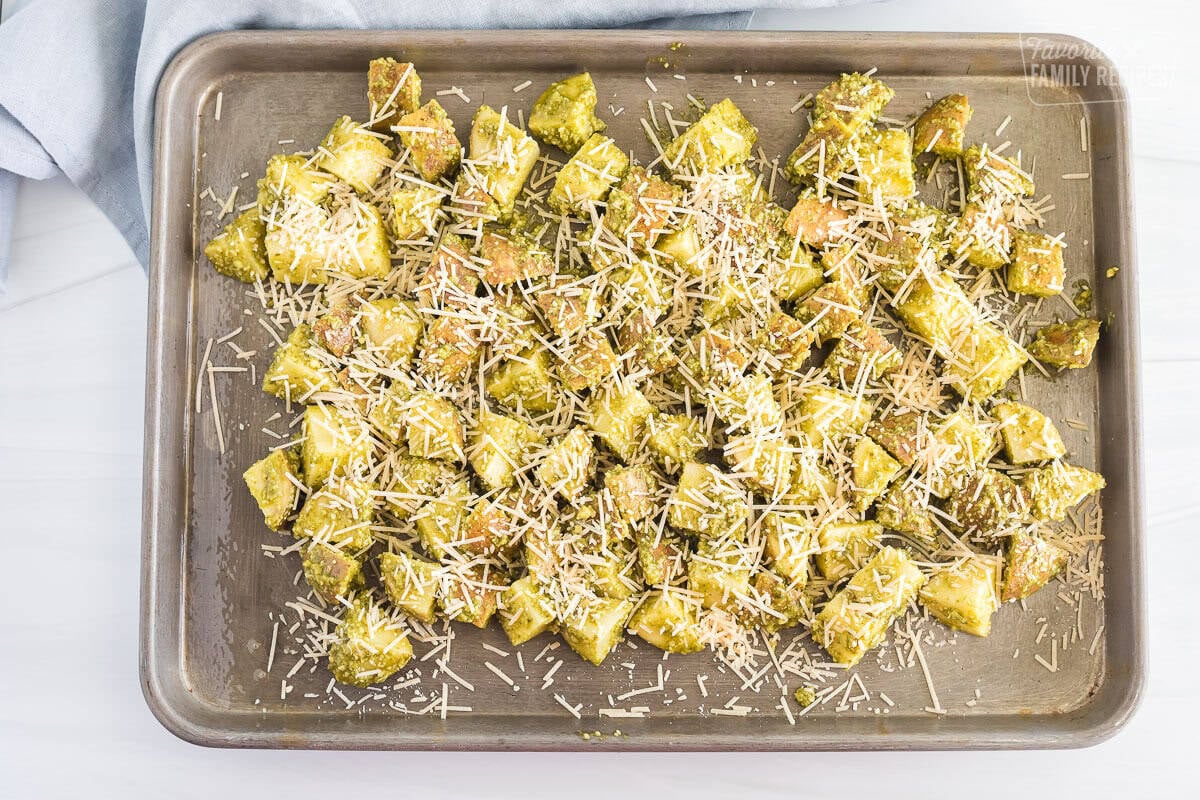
759, 311, 817, 373
785, 114, 857, 185
345, 202, 393, 280
1022, 461, 1105, 522
795, 280, 864, 342
559, 330, 618, 392
302, 541, 363, 604
360, 297, 423, 369
486, 293, 544, 357
785, 194, 851, 247
529, 72, 605, 154
635, 523, 686, 586
1007, 230, 1065, 297
912, 93, 973, 158
1028, 317, 1101, 369
460, 105, 540, 221
242, 447, 301, 530
293, 477, 375, 551
468, 408, 544, 490
856, 128, 915, 200
535, 428, 596, 501
609, 256, 673, 322
603, 166, 681, 252
263, 213, 327, 285
256, 153, 333, 211
316, 116, 394, 193
708, 373, 782, 434
918, 557, 1001, 637
438, 566, 504, 628
486, 348, 557, 413
589, 540, 640, 601
646, 413, 707, 467
890, 271, 976, 352
262, 325, 336, 401
396, 99, 462, 183
417, 231, 477, 309
379, 550, 439, 623
267, 199, 391, 284
604, 464, 659, 522
548, 133, 629, 216
992, 401, 1066, 464
480, 229, 554, 286
943, 322, 1028, 399
380, 454, 456, 520
812, 546, 925, 666
589, 385, 655, 462
327, 594, 412, 687
763, 511, 814, 586
1002, 532, 1069, 601
724, 432, 793, 497
815, 521, 882, 584
785, 448, 839, 505
561, 596, 633, 665
663, 97, 758, 172
667, 462, 750, 539
926, 409, 997, 498
744, 569, 808, 634
204, 209, 269, 283
943, 468, 1028, 536
536, 284, 599, 339
786, 72, 892, 185
769, 240, 825, 302
627, 590, 702, 654
826, 321, 901, 385
701, 281, 754, 325
866, 407, 925, 467
499, 575, 556, 646
688, 540, 752, 610
404, 392, 464, 462
462, 494, 524, 557
418, 316, 480, 382
300, 404, 371, 488
310, 302, 356, 358
874, 481, 937, 544
365, 381, 412, 446
681, 328, 749, 388
389, 185, 444, 241
851, 437, 902, 513
655, 222, 706, 277
367, 58, 421, 131
414, 479, 473, 559
798, 385, 871, 445
951, 199, 1013, 269
964, 144, 1035, 198
813, 72, 894, 128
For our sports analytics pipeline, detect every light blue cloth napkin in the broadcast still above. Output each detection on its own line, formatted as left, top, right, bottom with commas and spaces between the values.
0, 0, 850, 293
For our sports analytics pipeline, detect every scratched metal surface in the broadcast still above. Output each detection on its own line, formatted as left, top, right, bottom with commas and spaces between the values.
140, 30, 1143, 750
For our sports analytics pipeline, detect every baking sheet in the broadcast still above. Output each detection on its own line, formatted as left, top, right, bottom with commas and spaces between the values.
141, 29, 1144, 750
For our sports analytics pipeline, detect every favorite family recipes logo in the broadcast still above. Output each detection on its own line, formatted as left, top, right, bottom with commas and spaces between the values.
1020, 35, 1124, 106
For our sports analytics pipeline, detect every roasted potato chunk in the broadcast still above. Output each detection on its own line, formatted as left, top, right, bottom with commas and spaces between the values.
912, 93, 972, 158
242, 447, 301, 531
919, 557, 1001, 637
529, 72, 605, 154
328, 594, 412, 687
1028, 317, 1101, 369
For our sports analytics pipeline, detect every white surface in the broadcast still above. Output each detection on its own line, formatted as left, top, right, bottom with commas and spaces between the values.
0, 1, 1195, 797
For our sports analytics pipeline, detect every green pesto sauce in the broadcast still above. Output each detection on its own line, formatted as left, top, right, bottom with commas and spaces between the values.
1073, 279, 1093, 312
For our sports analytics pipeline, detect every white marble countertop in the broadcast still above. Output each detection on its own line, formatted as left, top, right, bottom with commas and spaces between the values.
1, 1, 1194, 796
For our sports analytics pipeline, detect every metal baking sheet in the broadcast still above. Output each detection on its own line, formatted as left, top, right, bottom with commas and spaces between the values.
141, 29, 1144, 750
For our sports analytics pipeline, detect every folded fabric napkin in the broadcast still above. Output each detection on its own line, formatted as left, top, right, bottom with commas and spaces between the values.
0, 0, 854, 294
